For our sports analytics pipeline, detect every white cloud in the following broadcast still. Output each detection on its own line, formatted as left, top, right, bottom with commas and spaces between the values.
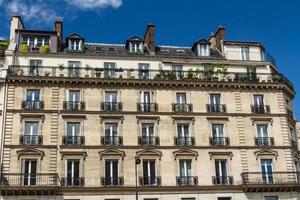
6, 0, 58, 24
66, 0, 122, 10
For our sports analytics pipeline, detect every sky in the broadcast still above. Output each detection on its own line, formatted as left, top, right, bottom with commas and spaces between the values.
0, 0, 299, 119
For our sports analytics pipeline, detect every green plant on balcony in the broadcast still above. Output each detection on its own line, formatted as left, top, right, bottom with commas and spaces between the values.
186, 68, 196, 80
95, 68, 102, 78
203, 68, 214, 80
0, 39, 9, 49
39, 45, 49, 55
19, 44, 29, 54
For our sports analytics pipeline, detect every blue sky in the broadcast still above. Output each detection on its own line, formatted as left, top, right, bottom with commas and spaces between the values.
0, 0, 299, 119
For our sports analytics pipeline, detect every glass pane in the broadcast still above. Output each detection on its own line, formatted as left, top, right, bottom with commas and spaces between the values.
69, 91, 80, 101
176, 93, 186, 103
212, 124, 224, 137
105, 92, 117, 102
210, 94, 220, 105
67, 122, 80, 136
26, 89, 40, 101
254, 95, 264, 106
24, 122, 39, 135
257, 124, 268, 137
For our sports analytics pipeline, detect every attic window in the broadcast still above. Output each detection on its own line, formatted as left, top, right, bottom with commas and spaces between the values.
176, 49, 186, 54
69, 39, 82, 51
197, 44, 210, 56
129, 42, 143, 53
95, 47, 104, 52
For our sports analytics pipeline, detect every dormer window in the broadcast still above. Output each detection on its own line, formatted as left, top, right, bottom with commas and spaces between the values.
197, 44, 210, 56
126, 36, 144, 54
66, 33, 84, 52
70, 39, 81, 51
22, 36, 49, 48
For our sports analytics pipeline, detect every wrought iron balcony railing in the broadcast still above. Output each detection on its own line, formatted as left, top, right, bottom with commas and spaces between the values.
139, 176, 161, 186
101, 177, 124, 186
212, 176, 233, 185
172, 103, 193, 112
174, 137, 195, 146
20, 135, 43, 145
138, 136, 160, 146
255, 137, 274, 147
61, 177, 85, 187
22, 100, 44, 110
137, 103, 158, 112
101, 102, 122, 112
176, 176, 198, 186
251, 105, 270, 114
206, 104, 226, 113
0, 173, 59, 187
210, 137, 230, 146
241, 172, 300, 185
63, 101, 85, 111
101, 136, 123, 146
7, 66, 293, 89
62, 136, 85, 145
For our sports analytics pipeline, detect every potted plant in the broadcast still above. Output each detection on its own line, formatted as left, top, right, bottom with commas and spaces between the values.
187, 69, 195, 80
19, 44, 29, 54
39, 45, 49, 55
95, 68, 102, 78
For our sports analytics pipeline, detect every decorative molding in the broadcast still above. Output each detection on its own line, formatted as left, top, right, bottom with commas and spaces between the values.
173, 149, 198, 160
251, 117, 273, 125
20, 114, 45, 122
136, 148, 162, 160
171, 116, 195, 125
254, 149, 278, 160
60, 151, 87, 160
16, 148, 45, 160
100, 115, 124, 124
208, 151, 233, 160
136, 116, 160, 124
61, 114, 87, 119
98, 148, 126, 160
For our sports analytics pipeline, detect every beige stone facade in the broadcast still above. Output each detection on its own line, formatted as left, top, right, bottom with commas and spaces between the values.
0, 16, 298, 200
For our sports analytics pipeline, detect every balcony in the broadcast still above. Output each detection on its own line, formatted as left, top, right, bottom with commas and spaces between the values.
7, 66, 294, 90
139, 176, 161, 186
287, 108, 294, 119
138, 136, 160, 146
210, 137, 230, 146
255, 137, 274, 147
101, 102, 122, 112
61, 177, 85, 187
251, 105, 270, 114
212, 176, 233, 185
101, 136, 123, 146
22, 100, 44, 110
137, 103, 158, 112
100, 177, 123, 187
172, 103, 193, 112
206, 104, 226, 113
62, 136, 85, 146
63, 101, 85, 111
242, 172, 300, 185
20, 135, 43, 145
176, 176, 198, 186
175, 137, 195, 146
0, 173, 59, 187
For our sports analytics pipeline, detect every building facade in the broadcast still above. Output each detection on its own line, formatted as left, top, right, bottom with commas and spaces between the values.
0, 16, 298, 200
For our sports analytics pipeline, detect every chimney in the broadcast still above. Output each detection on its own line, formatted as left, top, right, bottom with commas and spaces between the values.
144, 24, 155, 55
9, 16, 24, 43
54, 19, 63, 50
209, 26, 225, 53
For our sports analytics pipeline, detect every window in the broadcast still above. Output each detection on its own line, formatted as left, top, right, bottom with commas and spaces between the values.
264, 196, 278, 200
105, 91, 117, 103
215, 160, 228, 184
22, 36, 49, 48
22, 159, 37, 186
67, 122, 80, 137
141, 91, 152, 103
24, 122, 39, 136
142, 160, 156, 185
104, 62, 116, 78
68, 90, 80, 102
139, 63, 150, 79
29, 60, 42, 75
176, 93, 187, 104
22, 36, 34, 47
261, 159, 273, 184
70, 39, 81, 51
241, 46, 250, 60
130, 42, 143, 53
141, 123, 154, 137
66, 160, 80, 186
256, 124, 268, 138
104, 160, 119, 185
172, 65, 183, 80
104, 123, 120, 145
179, 160, 192, 177
68, 61, 80, 77
177, 124, 189, 138
197, 44, 210, 56
36, 37, 49, 47
212, 124, 224, 138
290, 127, 297, 141
210, 94, 221, 105
26, 89, 40, 102
253, 95, 264, 106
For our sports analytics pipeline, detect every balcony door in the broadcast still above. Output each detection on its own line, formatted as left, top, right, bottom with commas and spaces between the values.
253, 95, 264, 106
142, 123, 154, 137
23, 159, 37, 186
26, 89, 40, 102
68, 61, 80, 77
247, 67, 257, 81
105, 160, 118, 185
24, 122, 39, 145
176, 93, 186, 104
177, 124, 190, 145
210, 94, 221, 105
212, 124, 224, 138
172, 65, 182, 80
139, 63, 150, 79
29, 60, 42, 76
67, 160, 80, 186
261, 159, 273, 184
104, 62, 116, 78
67, 122, 80, 144
141, 91, 151, 104
215, 160, 228, 184
143, 160, 156, 185
257, 124, 268, 138
69, 91, 80, 102
179, 160, 192, 177
105, 123, 118, 145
